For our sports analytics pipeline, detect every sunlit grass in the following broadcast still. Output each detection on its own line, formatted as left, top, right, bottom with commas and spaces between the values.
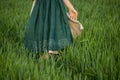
0, 0, 120, 80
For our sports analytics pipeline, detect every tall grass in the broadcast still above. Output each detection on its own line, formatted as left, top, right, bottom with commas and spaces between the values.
0, 0, 120, 80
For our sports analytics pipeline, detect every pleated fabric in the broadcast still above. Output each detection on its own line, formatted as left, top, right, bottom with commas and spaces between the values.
24, 0, 73, 53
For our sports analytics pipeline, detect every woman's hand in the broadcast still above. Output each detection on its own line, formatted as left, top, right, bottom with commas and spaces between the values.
63, 0, 78, 19
69, 8, 78, 20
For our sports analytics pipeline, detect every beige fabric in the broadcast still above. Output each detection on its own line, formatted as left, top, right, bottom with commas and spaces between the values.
67, 13, 84, 38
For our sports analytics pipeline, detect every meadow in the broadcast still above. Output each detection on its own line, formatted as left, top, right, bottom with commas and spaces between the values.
0, 0, 120, 80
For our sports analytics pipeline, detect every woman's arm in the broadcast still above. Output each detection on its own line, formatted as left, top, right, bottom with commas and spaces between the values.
63, 0, 78, 19
30, 0, 36, 15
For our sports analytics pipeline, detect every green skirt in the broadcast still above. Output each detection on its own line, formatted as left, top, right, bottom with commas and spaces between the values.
24, 0, 73, 53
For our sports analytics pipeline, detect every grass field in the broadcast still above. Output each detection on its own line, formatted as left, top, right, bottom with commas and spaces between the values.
0, 0, 120, 80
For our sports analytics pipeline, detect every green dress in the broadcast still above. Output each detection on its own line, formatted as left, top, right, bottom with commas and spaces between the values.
24, 0, 73, 53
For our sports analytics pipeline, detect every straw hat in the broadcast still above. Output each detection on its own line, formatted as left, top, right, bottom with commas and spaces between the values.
67, 13, 84, 38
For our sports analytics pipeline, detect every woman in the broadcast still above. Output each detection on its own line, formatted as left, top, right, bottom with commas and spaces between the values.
24, 0, 78, 56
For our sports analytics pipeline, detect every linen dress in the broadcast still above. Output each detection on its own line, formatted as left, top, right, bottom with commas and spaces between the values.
24, 0, 73, 53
